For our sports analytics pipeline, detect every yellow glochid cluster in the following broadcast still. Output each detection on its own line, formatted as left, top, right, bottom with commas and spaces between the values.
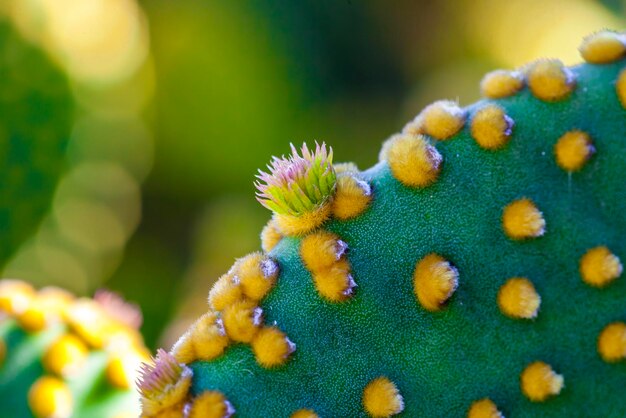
413, 253, 459, 312
362, 376, 404, 418
0, 280, 149, 418
300, 230, 356, 302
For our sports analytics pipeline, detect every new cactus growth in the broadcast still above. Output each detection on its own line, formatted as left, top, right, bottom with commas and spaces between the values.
143, 31, 626, 417
0, 280, 148, 418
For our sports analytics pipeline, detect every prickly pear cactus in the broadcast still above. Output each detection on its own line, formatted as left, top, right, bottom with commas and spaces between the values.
0, 280, 148, 418
0, 17, 73, 266
140, 31, 626, 417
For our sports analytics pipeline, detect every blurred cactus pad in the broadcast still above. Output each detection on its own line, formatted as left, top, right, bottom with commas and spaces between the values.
0, 280, 148, 418
0, 18, 73, 265
140, 31, 626, 417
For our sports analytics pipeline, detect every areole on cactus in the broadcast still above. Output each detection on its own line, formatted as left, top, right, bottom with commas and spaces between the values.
138, 30, 626, 417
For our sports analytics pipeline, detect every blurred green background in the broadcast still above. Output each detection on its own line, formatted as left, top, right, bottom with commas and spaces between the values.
0, 0, 624, 350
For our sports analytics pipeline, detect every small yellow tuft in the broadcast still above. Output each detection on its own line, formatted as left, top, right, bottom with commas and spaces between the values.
470, 104, 514, 150
413, 253, 458, 312
251, 326, 296, 368
334, 162, 359, 174
28, 376, 74, 418
291, 409, 319, 418
0, 338, 5, 369
234, 252, 279, 301
385, 134, 442, 188
497, 278, 541, 319
273, 203, 332, 237
467, 398, 504, 418
106, 354, 138, 389
312, 258, 356, 302
520, 361, 563, 402
554, 130, 594, 172
580, 246, 622, 287
188, 391, 235, 418
502, 198, 545, 240
480, 69, 524, 99
406, 100, 466, 140
526, 59, 575, 102
579, 31, 626, 64
43, 334, 89, 378
598, 322, 626, 362
171, 312, 229, 363
617, 68, 626, 109
18, 304, 49, 333
300, 231, 347, 273
222, 300, 263, 343
362, 376, 404, 417
331, 174, 372, 220
208, 273, 242, 312
260, 218, 283, 253
0, 279, 35, 315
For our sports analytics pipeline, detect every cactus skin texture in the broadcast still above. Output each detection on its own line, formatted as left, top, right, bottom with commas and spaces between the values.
144, 31, 626, 417
0, 280, 148, 418
0, 18, 73, 266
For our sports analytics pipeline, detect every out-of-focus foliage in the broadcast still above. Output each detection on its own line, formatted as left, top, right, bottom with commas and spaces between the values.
0, 17, 72, 266
1, 0, 153, 295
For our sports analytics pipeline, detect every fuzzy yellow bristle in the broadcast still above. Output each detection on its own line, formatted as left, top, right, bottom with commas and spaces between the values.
194, 312, 229, 361
406, 100, 466, 140
470, 104, 514, 150
300, 231, 347, 273
251, 326, 296, 368
520, 361, 563, 402
497, 278, 541, 319
106, 354, 138, 389
171, 312, 229, 364
385, 133, 442, 188
580, 246, 622, 287
312, 258, 356, 302
579, 31, 626, 64
273, 203, 332, 237
413, 253, 458, 312
502, 198, 545, 240
188, 391, 235, 418
208, 273, 242, 311
526, 59, 575, 102
38, 287, 74, 319
362, 376, 404, 417
554, 130, 594, 172
18, 303, 49, 333
261, 218, 283, 253
43, 334, 88, 378
598, 322, 626, 362
222, 300, 263, 343
480, 69, 524, 99
291, 409, 319, 418
28, 376, 74, 418
618, 68, 626, 108
334, 162, 359, 174
331, 174, 372, 220
0, 279, 35, 315
0, 337, 5, 369
233, 252, 279, 302
467, 398, 504, 418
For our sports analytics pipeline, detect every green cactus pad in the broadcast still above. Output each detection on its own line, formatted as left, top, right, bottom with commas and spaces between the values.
147, 32, 626, 417
0, 17, 73, 266
0, 280, 147, 418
